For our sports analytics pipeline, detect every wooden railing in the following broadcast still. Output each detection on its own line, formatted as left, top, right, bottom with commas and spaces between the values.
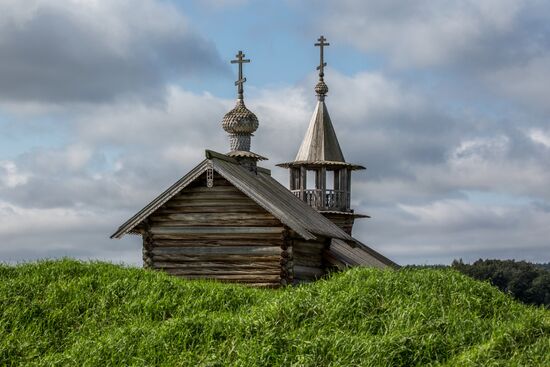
291, 189, 350, 211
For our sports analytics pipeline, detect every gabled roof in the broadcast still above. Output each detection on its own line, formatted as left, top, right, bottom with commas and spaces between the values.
295, 100, 345, 162
111, 150, 356, 243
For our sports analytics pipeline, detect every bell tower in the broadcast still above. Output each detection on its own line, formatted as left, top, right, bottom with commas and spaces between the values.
277, 36, 367, 234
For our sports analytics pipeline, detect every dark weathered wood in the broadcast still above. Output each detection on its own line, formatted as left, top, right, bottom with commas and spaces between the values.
150, 226, 284, 235
137, 171, 305, 287
280, 228, 294, 286
151, 213, 275, 222
152, 253, 281, 262
152, 246, 281, 256
153, 261, 281, 270
294, 265, 324, 278
172, 191, 249, 200
151, 233, 283, 241
152, 239, 283, 247
142, 225, 153, 269
293, 239, 325, 250
156, 206, 267, 214
161, 268, 281, 276
149, 213, 281, 227
293, 257, 323, 267
164, 200, 260, 208
166, 273, 281, 282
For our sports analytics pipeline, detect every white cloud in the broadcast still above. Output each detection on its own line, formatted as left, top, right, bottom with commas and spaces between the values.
484, 54, 550, 113
355, 198, 550, 264
0, 0, 225, 103
0, 161, 29, 188
529, 129, 550, 148
314, 0, 536, 68
0, 200, 140, 263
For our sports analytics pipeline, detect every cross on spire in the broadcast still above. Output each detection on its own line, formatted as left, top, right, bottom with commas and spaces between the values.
231, 50, 250, 99
315, 35, 330, 80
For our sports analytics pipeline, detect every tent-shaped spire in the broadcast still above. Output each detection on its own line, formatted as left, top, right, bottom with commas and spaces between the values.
295, 97, 345, 162
294, 35, 346, 163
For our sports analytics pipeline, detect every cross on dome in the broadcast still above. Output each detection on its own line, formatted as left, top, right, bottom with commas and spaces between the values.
231, 50, 250, 99
315, 35, 330, 80
314, 36, 330, 99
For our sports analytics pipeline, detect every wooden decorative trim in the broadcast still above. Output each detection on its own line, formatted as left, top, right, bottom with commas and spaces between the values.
206, 162, 214, 188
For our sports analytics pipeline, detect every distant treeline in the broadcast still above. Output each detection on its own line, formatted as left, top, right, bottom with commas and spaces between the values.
450, 259, 550, 308
406, 260, 550, 308
535, 262, 550, 272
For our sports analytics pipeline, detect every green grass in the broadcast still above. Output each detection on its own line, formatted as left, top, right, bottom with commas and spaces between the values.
1, 259, 549, 366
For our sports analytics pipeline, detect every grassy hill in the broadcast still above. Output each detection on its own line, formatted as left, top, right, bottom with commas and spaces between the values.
1, 260, 548, 366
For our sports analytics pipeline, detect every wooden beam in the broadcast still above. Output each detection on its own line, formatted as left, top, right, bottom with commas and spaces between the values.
153, 262, 281, 270
150, 226, 284, 235
167, 273, 281, 282
300, 166, 307, 199
152, 239, 282, 247
334, 169, 340, 191
319, 167, 326, 208
152, 254, 281, 262
151, 246, 282, 256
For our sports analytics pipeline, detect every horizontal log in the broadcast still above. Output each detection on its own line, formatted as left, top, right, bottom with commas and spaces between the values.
174, 191, 249, 200
293, 240, 326, 250
294, 265, 325, 278
152, 239, 283, 247
168, 198, 254, 206
152, 246, 281, 256
168, 273, 281, 282
156, 206, 267, 214
149, 213, 281, 227
150, 220, 282, 228
150, 226, 284, 235
293, 257, 323, 267
151, 213, 276, 222
187, 177, 231, 187
164, 198, 258, 207
161, 268, 281, 276
151, 233, 283, 241
153, 261, 281, 270
182, 186, 243, 193
293, 250, 323, 259
152, 254, 281, 262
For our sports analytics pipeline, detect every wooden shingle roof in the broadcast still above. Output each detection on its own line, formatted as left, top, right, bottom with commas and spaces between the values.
295, 100, 344, 162
326, 239, 398, 269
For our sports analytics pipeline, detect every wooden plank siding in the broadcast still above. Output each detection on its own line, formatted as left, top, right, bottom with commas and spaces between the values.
142, 172, 287, 287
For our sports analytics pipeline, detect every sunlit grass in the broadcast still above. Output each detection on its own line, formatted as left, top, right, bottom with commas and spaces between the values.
1, 259, 548, 366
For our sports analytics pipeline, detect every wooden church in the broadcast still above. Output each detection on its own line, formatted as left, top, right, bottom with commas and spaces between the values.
111, 36, 397, 287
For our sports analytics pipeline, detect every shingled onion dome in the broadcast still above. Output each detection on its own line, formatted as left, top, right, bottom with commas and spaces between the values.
222, 98, 259, 152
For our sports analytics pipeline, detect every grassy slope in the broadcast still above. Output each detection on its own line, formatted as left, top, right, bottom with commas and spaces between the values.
0, 260, 548, 367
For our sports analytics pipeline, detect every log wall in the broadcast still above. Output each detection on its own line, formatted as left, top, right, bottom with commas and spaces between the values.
288, 230, 328, 283
143, 172, 285, 287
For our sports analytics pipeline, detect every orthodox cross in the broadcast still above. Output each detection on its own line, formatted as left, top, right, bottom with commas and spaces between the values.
231, 50, 250, 99
315, 35, 329, 80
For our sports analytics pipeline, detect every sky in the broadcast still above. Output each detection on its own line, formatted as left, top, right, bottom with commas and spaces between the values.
0, 0, 549, 266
